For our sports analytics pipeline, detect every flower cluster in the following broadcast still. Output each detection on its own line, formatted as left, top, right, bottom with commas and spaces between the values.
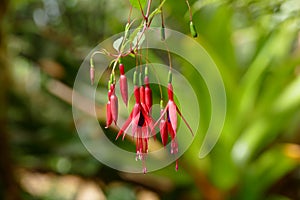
92, 62, 193, 173
87, 0, 199, 174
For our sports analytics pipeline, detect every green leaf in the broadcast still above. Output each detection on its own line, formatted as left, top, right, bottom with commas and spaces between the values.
129, 0, 147, 9
235, 144, 298, 199
113, 36, 123, 52
132, 31, 145, 49
107, 185, 135, 200
273, 75, 300, 114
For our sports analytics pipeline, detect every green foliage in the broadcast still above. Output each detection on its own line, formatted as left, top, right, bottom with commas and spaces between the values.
107, 185, 136, 200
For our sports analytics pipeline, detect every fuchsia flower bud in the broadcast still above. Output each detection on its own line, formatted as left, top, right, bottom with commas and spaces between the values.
106, 102, 112, 127
105, 86, 113, 128
110, 84, 118, 125
144, 67, 152, 112
90, 67, 95, 85
119, 64, 128, 106
144, 76, 152, 113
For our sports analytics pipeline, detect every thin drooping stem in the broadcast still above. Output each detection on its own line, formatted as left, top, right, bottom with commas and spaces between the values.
111, 54, 122, 81
137, 0, 146, 18
139, 48, 143, 73
150, 65, 163, 99
115, 0, 168, 58
135, 50, 139, 72
145, 0, 152, 19
163, 41, 172, 70
90, 50, 108, 69
185, 0, 193, 21
134, 52, 163, 99
160, 0, 165, 28
146, 33, 149, 67
145, 59, 163, 99
128, 5, 132, 24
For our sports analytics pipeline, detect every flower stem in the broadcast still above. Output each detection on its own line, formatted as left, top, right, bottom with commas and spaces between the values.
128, 5, 132, 24
145, 0, 152, 19
185, 0, 193, 21
137, 0, 146, 19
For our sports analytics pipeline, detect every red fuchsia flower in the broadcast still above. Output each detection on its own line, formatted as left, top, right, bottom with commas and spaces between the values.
116, 71, 154, 173
119, 63, 128, 106
159, 101, 180, 170
154, 71, 194, 170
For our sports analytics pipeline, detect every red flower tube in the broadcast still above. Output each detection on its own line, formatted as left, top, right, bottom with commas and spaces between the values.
119, 64, 128, 106
144, 76, 152, 113
110, 84, 118, 125
105, 86, 113, 128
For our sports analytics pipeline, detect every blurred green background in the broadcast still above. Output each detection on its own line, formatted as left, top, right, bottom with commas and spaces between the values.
1, 0, 300, 199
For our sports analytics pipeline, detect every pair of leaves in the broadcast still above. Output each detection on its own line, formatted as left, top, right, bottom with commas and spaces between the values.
113, 32, 145, 53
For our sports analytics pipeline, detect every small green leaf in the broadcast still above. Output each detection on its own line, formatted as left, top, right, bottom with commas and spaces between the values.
113, 36, 123, 52
132, 31, 145, 48
129, 0, 147, 9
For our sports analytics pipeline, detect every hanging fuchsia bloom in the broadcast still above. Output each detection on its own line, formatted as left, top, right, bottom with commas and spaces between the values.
156, 75, 193, 137
159, 100, 180, 170
110, 84, 118, 125
154, 71, 193, 170
116, 84, 154, 139
116, 72, 154, 173
119, 64, 128, 106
